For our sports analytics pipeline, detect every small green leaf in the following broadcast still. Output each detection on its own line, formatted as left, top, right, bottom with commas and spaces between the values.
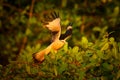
113, 6, 119, 17
102, 62, 113, 71
29, 17, 37, 24
26, 65, 31, 74
58, 62, 67, 74
54, 66, 57, 76
79, 71, 85, 80
26, 28, 32, 36
35, 43, 41, 51
81, 36, 88, 48
97, 50, 104, 59
109, 37, 115, 43
101, 43, 109, 51
63, 42, 68, 52
72, 46, 79, 54
91, 54, 97, 59
112, 47, 118, 59
93, 27, 101, 31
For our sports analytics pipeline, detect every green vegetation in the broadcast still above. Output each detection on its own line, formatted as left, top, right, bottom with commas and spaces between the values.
0, 0, 120, 79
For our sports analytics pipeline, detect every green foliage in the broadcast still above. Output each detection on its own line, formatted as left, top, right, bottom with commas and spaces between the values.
0, 36, 120, 79
0, 0, 120, 80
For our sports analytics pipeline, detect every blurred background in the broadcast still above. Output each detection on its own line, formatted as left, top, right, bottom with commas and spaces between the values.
0, 0, 120, 66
